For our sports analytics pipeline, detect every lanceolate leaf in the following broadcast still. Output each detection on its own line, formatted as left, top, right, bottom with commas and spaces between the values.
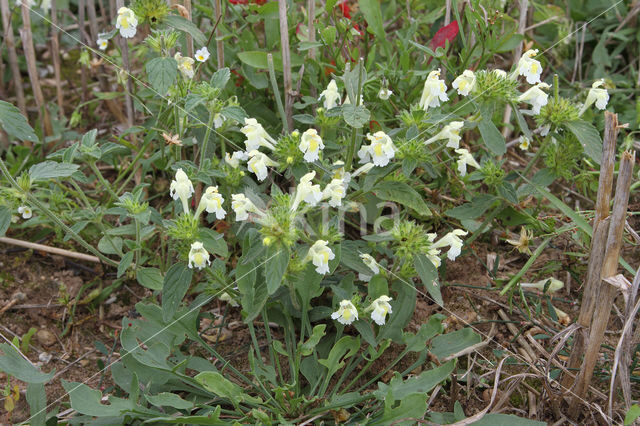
162, 263, 193, 322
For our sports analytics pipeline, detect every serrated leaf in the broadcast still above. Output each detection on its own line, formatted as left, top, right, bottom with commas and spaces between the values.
29, 161, 80, 181
97, 236, 123, 255
565, 120, 603, 165
0, 100, 38, 143
211, 67, 230, 89
162, 263, 193, 322
146, 57, 178, 96
136, 267, 163, 291
372, 181, 431, 216
220, 105, 247, 123
0, 206, 11, 237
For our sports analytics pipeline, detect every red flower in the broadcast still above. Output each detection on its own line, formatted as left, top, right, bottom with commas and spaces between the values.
339, 1, 351, 19
429, 20, 459, 51
228, 0, 247, 4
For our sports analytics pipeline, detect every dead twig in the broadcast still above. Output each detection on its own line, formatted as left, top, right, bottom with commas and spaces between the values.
0, 236, 102, 264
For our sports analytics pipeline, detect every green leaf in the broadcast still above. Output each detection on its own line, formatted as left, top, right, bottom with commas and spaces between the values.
368, 275, 388, 301
195, 372, 260, 406
402, 315, 445, 352
97, 235, 123, 255
220, 105, 247, 124
342, 104, 370, 128
496, 181, 518, 204
373, 393, 427, 426
237, 261, 267, 322
625, 404, 640, 426
372, 181, 431, 216
164, 15, 207, 46
237, 51, 303, 70
136, 267, 163, 291
375, 360, 455, 402
376, 280, 416, 343
0, 206, 11, 237
358, 0, 385, 39
565, 120, 603, 165
320, 26, 337, 46
146, 392, 194, 410
0, 100, 38, 143
472, 414, 546, 426
318, 336, 360, 379
29, 161, 80, 181
532, 182, 591, 235
414, 254, 442, 306
265, 246, 289, 295
146, 57, 178, 96
144, 408, 223, 425
117, 251, 134, 278
211, 67, 230, 89
299, 324, 326, 356
430, 328, 482, 360
26, 383, 47, 426
62, 381, 131, 416
199, 227, 228, 257
445, 195, 497, 220
0, 343, 54, 383
162, 263, 193, 322
478, 115, 506, 155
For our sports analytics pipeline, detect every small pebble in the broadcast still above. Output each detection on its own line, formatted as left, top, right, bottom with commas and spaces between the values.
38, 352, 53, 363
36, 329, 56, 347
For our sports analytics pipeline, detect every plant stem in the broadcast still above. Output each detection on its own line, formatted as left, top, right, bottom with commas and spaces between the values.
134, 218, 141, 269
200, 111, 216, 169
0, 158, 118, 267
89, 162, 119, 201
344, 59, 365, 171
267, 53, 289, 133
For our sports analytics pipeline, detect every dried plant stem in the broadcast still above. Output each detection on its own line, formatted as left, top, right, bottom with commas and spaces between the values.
214, 0, 224, 68
184, 0, 193, 57
307, 0, 317, 99
573, 150, 635, 403
562, 112, 618, 391
79, 0, 88, 102
20, 3, 53, 138
51, 0, 65, 117
0, 237, 101, 264
0, 0, 26, 115
115, 0, 134, 127
278, 0, 294, 132
86, 0, 128, 124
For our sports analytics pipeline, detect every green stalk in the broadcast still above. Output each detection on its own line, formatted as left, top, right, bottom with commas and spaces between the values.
199, 111, 216, 169
499, 236, 552, 295
344, 59, 365, 171
0, 158, 118, 267
267, 53, 289, 133
70, 181, 123, 257
134, 217, 141, 269
89, 162, 119, 201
